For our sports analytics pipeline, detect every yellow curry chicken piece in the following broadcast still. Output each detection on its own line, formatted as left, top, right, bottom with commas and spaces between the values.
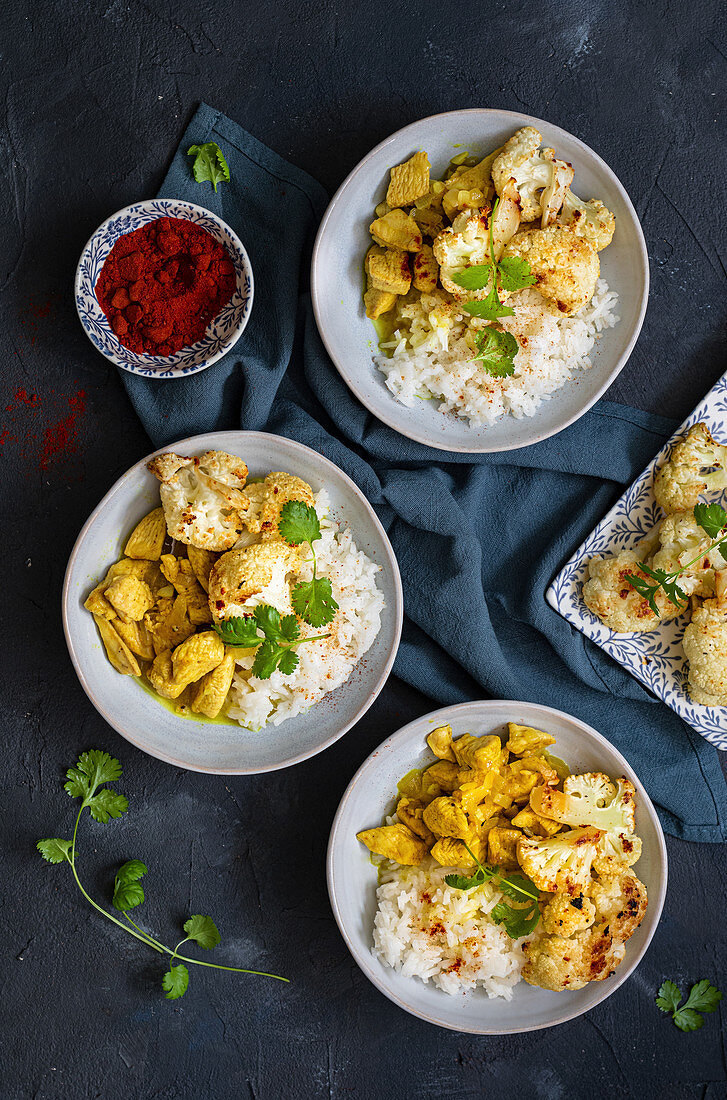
160, 555, 212, 625
104, 575, 155, 624
144, 593, 196, 656
190, 648, 237, 718
124, 507, 167, 561
386, 150, 430, 208
357, 824, 428, 866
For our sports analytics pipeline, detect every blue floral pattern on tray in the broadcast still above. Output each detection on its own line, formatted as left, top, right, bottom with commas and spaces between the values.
546, 372, 727, 750
75, 199, 253, 378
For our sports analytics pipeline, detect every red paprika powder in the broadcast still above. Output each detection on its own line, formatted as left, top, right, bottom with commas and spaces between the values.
95, 216, 236, 356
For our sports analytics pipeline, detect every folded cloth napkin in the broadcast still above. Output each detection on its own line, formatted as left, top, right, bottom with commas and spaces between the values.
120, 103, 726, 841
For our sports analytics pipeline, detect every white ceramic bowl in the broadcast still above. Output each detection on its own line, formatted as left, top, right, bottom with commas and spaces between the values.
312, 108, 648, 452
75, 199, 253, 379
327, 700, 667, 1033
62, 431, 402, 773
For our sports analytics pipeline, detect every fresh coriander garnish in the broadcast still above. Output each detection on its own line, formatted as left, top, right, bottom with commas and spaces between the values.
213, 603, 331, 679
187, 142, 231, 192
626, 501, 727, 613
37, 750, 288, 1000
473, 330, 519, 378
656, 979, 722, 1031
452, 198, 535, 321
278, 500, 339, 628
445, 843, 540, 939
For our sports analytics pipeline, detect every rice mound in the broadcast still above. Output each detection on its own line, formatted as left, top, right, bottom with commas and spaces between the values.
226, 489, 384, 730
374, 280, 619, 427
373, 861, 537, 998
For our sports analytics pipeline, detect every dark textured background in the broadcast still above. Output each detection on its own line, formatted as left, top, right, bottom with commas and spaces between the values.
1, 1, 725, 1097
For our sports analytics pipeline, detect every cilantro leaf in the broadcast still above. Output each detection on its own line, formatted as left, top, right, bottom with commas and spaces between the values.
497, 255, 537, 292
212, 615, 261, 648
278, 500, 321, 546
278, 649, 299, 676
291, 576, 338, 627
719, 542, 727, 563
673, 1008, 704, 1032
87, 788, 129, 824
444, 868, 488, 891
497, 872, 539, 903
162, 963, 190, 1000
694, 502, 727, 539
490, 900, 541, 939
253, 604, 284, 641
279, 614, 300, 643
451, 263, 494, 291
473, 330, 518, 378
64, 750, 122, 801
112, 860, 147, 912
37, 838, 72, 864
187, 143, 230, 192
683, 979, 722, 1015
251, 638, 284, 680
462, 281, 514, 320
183, 914, 221, 951
656, 980, 683, 1014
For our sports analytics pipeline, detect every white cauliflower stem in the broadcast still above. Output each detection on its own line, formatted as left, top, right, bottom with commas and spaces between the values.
148, 450, 249, 551
530, 773, 636, 833
492, 127, 574, 225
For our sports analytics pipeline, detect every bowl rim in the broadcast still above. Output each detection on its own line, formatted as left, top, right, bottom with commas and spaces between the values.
311, 107, 650, 454
61, 429, 404, 774
326, 698, 668, 1034
74, 198, 254, 379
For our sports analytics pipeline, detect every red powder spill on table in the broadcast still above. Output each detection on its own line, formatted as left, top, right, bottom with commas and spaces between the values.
2, 386, 87, 476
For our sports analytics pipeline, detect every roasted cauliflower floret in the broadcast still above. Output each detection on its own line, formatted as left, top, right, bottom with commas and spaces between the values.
541, 892, 596, 937
522, 933, 590, 991
365, 244, 411, 295
517, 827, 603, 895
583, 548, 684, 632
207, 541, 301, 620
530, 773, 636, 833
588, 873, 648, 939
386, 150, 430, 208
369, 208, 422, 252
492, 128, 574, 226
259, 472, 315, 542
652, 510, 724, 597
558, 191, 615, 251
502, 224, 598, 315
104, 575, 155, 623
683, 597, 727, 706
124, 507, 167, 560
148, 450, 249, 551
356, 823, 428, 865
653, 424, 727, 515
592, 830, 643, 877
432, 210, 493, 300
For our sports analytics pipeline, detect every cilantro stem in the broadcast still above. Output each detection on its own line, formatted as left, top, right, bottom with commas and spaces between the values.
628, 523, 727, 609
171, 953, 289, 980
464, 843, 539, 902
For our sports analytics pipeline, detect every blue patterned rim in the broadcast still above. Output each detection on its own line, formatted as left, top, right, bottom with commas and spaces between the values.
74, 199, 254, 379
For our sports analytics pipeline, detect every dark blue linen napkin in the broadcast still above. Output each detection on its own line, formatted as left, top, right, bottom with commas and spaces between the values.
120, 103, 726, 842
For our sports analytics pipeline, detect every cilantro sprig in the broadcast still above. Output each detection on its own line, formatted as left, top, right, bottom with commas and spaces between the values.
187, 142, 231, 192
37, 751, 288, 1000
656, 979, 722, 1031
626, 502, 727, 613
451, 198, 534, 378
278, 500, 339, 628
213, 603, 331, 679
445, 843, 540, 939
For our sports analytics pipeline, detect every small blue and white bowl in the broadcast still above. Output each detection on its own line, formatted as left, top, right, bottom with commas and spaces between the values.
75, 199, 254, 379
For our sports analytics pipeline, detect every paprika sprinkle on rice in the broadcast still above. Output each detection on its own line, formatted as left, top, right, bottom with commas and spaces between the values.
94, 216, 236, 356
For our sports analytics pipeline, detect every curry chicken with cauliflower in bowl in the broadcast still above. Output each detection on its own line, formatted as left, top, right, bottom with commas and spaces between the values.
363, 126, 619, 428
83, 449, 385, 732
357, 721, 647, 997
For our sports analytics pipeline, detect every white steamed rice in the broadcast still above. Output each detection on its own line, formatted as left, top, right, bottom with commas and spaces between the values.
373, 860, 537, 998
374, 279, 619, 427
226, 489, 384, 730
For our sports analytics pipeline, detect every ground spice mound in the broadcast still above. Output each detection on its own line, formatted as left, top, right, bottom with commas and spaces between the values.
95, 216, 236, 356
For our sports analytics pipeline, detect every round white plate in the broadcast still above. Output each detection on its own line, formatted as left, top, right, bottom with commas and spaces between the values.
312, 108, 648, 453
327, 700, 667, 1033
63, 431, 402, 773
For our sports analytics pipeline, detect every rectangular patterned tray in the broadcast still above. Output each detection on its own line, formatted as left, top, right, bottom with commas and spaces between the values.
546, 373, 727, 751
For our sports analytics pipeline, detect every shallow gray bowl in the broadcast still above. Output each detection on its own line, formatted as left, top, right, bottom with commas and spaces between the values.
327, 700, 667, 1033
62, 431, 402, 773
312, 108, 648, 453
